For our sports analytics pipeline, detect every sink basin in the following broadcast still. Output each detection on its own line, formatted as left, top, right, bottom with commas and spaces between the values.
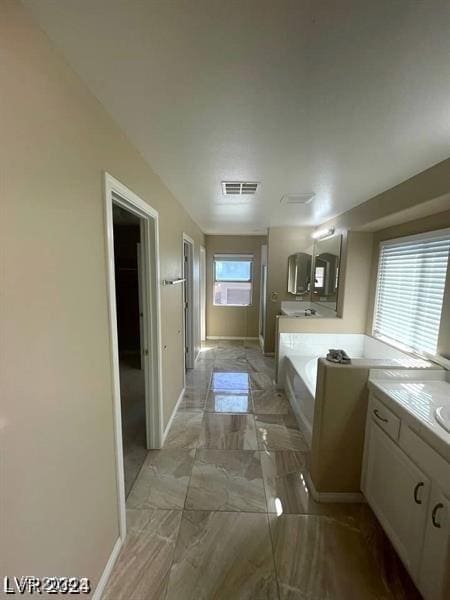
281, 309, 321, 317
435, 406, 450, 433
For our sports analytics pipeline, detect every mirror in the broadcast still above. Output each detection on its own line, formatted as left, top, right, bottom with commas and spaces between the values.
285, 234, 342, 313
311, 235, 342, 311
287, 252, 312, 295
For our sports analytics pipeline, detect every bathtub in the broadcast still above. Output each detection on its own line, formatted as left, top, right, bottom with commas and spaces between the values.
280, 333, 412, 443
279, 333, 440, 497
284, 357, 317, 444
277, 332, 417, 383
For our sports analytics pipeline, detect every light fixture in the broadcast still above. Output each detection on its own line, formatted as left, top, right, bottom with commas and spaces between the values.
280, 193, 315, 205
311, 227, 335, 240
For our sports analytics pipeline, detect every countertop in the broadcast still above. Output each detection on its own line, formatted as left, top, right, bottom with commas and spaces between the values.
280, 309, 329, 318
368, 373, 449, 461
279, 301, 338, 318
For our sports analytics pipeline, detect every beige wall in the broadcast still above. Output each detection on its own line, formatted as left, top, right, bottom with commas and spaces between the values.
206, 235, 266, 338
287, 162, 450, 362
311, 360, 372, 493
319, 158, 450, 233
273, 231, 374, 349
264, 227, 313, 353
366, 209, 450, 360
1, 1, 204, 592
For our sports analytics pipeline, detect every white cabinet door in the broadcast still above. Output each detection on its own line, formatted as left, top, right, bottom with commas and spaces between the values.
362, 420, 430, 576
419, 485, 450, 600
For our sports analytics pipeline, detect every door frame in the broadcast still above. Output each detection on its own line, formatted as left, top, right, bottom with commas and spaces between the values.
259, 244, 268, 350
182, 233, 195, 373
104, 173, 163, 540
200, 245, 206, 342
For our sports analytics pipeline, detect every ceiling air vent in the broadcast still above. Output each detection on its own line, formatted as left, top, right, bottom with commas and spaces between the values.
222, 181, 259, 195
280, 193, 315, 205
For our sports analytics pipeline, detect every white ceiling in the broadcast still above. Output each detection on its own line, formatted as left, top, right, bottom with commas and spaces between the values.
23, 0, 450, 234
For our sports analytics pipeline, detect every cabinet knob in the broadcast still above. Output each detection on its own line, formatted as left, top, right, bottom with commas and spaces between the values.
432, 503, 444, 528
413, 482, 424, 505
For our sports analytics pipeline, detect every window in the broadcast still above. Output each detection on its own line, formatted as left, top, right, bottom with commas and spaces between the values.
373, 229, 450, 357
213, 254, 253, 306
314, 266, 325, 289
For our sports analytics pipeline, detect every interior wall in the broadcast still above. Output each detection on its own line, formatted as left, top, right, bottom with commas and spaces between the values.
319, 158, 450, 233
365, 209, 450, 360
264, 226, 314, 353
276, 231, 375, 340
1, 0, 204, 592
306, 161, 450, 363
206, 235, 267, 338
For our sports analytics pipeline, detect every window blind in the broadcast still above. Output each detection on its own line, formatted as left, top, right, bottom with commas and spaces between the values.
373, 230, 450, 356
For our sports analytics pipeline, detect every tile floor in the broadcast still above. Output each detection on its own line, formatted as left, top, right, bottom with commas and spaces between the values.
104, 339, 421, 600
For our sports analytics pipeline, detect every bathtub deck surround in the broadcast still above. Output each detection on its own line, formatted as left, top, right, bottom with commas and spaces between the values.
279, 333, 440, 498
103, 340, 419, 599
310, 358, 435, 500
278, 332, 435, 441
277, 332, 427, 383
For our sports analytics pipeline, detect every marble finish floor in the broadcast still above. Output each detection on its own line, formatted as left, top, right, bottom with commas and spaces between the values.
104, 339, 421, 600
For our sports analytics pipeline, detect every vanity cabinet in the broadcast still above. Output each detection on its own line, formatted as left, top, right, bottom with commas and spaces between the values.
362, 393, 450, 600
363, 419, 430, 574
419, 485, 450, 600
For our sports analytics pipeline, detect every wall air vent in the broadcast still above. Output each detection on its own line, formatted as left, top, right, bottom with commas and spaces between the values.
280, 193, 315, 205
222, 181, 259, 195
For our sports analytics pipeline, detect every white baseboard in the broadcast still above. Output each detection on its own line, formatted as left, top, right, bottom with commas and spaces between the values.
162, 387, 185, 445
92, 537, 123, 600
306, 472, 365, 504
206, 336, 259, 340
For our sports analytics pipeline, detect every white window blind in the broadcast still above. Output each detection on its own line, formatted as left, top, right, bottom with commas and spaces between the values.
373, 229, 450, 357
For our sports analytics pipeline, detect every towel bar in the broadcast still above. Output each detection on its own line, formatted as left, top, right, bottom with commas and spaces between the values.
162, 278, 186, 286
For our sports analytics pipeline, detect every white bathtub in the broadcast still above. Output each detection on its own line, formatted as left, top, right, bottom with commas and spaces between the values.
288, 356, 318, 396
280, 333, 434, 447
284, 356, 317, 444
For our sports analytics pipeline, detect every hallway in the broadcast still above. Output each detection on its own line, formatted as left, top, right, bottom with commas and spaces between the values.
103, 340, 418, 599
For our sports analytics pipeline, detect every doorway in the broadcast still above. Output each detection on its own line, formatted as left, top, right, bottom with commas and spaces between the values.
200, 246, 206, 342
105, 173, 163, 540
182, 234, 195, 371
113, 206, 146, 497
259, 244, 268, 348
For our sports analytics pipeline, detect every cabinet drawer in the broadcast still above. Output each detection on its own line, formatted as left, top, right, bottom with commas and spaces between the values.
369, 394, 401, 441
